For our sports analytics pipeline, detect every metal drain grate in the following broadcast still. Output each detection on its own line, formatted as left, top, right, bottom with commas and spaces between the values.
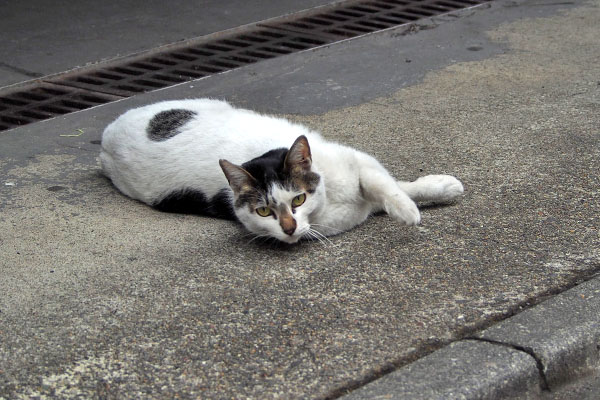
48, 27, 331, 98
0, 83, 120, 132
264, 0, 483, 39
0, 0, 490, 132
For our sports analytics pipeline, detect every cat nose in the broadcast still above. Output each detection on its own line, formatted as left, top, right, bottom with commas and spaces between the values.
280, 214, 297, 236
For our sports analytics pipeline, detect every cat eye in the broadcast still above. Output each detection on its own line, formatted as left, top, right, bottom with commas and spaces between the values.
291, 193, 306, 208
256, 206, 272, 217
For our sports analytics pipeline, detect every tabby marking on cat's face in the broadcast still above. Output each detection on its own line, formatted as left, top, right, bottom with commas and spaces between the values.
219, 135, 324, 243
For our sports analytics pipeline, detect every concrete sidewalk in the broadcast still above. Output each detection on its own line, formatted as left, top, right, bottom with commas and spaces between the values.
1, 0, 599, 398
343, 275, 600, 399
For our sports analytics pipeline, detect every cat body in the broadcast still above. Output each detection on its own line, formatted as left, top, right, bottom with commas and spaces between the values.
100, 99, 463, 243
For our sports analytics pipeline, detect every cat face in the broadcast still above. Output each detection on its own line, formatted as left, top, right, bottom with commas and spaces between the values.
220, 135, 324, 244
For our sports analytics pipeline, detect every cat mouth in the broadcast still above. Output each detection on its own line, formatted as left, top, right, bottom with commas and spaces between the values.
280, 234, 303, 244
278, 226, 310, 244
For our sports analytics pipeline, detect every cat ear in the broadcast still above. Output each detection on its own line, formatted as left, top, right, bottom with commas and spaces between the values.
219, 159, 257, 195
284, 135, 312, 173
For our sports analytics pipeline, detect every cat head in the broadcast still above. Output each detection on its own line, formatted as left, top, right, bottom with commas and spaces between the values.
219, 135, 324, 244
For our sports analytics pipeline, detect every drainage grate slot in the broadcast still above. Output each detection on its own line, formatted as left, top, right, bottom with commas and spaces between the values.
355, 20, 391, 29
280, 42, 312, 50
94, 72, 124, 80
255, 31, 286, 39
207, 60, 240, 69
152, 74, 188, 83
292, 37, 327, 45
389, 12, 421, 20
172, 69, 205, 78
241, 50, 275, 59
182, 48, 213, 57
60, 100, 92, 110
1, 98, 29, 106
131, 79, 167, 88
203, 44, 234, 52
334, 10, 364, 18
286, 21, 316, 30
421, 3, 453, 10
316, 14, 349, 22
224, 55, 259, 64
107, 67, 142, 76
16, 92, 49, 101
169, 53, 198, 62
0, 83, 122, 131
259, 46, 294, 55
348, 6, 382, 13
220, 39, 252, 48
115, 85, 145, 93
2, 115, 31, 125
38, 105, 72, 114
237, 34, 271, 43
302, 17, 335, 26
0, 0, 491, 132
19, 110, 53, 119
76, 77, 105, 85
148, 58, 178, 66
126, 63, 160, 72
407, 8, 436, 16
372, 15, 409, 23
192, 65, 224, 74
78, 95, 114, 104
41, 87, 69, 96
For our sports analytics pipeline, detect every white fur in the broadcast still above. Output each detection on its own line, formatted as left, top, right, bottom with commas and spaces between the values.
101, 99, 464, 243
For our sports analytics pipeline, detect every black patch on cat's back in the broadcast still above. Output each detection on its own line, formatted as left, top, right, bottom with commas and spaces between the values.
153, 188, 236, 220
147, 109, 196, 141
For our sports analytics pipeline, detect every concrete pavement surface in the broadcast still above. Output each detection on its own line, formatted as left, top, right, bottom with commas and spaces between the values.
1, 0, 599, 399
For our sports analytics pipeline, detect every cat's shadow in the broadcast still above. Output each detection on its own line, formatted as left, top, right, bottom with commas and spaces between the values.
218, 201, 456, 252
417, 201, 457, 211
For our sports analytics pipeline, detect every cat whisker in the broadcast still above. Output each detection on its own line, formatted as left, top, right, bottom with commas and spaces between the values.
302, 227, 334, 247
303, 230, 327, 246
310, 223, 345, 235
311, 228, 334, 246
246, 232, 273, 245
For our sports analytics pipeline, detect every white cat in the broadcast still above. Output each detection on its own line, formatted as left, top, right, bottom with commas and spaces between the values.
100, 99, 463, 244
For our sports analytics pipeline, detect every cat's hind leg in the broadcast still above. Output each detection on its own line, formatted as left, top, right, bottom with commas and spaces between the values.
397, 175, 464, 204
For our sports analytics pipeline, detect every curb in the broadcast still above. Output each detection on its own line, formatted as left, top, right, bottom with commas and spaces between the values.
341, 275, 600, 399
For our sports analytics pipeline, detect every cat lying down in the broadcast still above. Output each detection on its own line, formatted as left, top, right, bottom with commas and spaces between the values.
100, 99, 463, 244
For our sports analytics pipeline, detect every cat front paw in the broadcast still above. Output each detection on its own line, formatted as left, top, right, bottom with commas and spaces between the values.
416, 175, 464, 203
385, 194, 421, 226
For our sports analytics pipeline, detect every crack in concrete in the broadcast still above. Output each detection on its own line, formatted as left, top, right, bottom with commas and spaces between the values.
0, 61, 43, 78
465, 337, 551, 392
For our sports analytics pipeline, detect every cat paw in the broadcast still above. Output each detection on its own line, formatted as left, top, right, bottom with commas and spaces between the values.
415, 175, 464, 203
385, 194, 421, 225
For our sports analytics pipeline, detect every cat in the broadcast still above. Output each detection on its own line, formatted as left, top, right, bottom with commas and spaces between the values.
100, 99, 464, 244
